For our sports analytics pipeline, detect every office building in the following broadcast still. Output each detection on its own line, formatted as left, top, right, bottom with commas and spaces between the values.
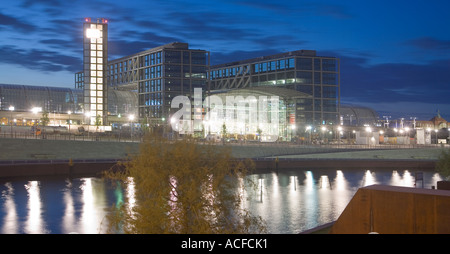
107, 42, 210, 125
209, 50, 340, 127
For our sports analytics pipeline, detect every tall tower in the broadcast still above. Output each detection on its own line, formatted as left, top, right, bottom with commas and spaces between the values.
83, 17, 108, 125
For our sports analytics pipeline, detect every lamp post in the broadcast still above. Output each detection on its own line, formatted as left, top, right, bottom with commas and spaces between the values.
85, 111, 91, 137
290, 124, 296, 141
321, 126, 327, 144
337, 126, 343, 145
8, 106, 14, 135
306, 125, 312, 144
68, 111, 72, 133
129, 114, 135, 140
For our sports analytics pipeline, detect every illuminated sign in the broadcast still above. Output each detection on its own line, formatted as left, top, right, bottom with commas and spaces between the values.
86, 28, 101, 39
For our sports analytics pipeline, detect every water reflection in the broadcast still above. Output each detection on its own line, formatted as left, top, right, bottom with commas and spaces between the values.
1, 183, 18, 233
361, 170, 377, 187
0, 169, 444, 234
24, 181, 47, 234
62, 179, 75, 233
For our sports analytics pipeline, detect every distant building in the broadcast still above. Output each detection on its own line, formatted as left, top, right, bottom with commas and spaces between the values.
0, 84, 137, 127
416, 111, 448, 129
339, 104, 379, 126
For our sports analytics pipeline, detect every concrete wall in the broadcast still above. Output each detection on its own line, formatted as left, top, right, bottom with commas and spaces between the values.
0, 138, 357, 161
0, 138, 139, 161
330, 185, 450, 234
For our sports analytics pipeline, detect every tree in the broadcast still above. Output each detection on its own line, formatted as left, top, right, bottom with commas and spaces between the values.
95, 114, 102, 130
436, 148, 450, 180
222, 122, 227, 145
104, 134, 266, 234
257, 127, 262, 141
40, 110, 50, 126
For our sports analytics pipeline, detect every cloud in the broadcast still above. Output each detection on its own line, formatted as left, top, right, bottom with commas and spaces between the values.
405, 37, 450, 50
0, 12, 36, 32
234, 1, 353, 19
0, 45, 80, 72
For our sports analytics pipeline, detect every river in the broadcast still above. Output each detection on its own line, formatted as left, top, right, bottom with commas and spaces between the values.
0, 168, 443, 234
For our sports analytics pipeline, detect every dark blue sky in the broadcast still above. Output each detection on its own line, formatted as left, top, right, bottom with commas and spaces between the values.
0, 0, 449, 121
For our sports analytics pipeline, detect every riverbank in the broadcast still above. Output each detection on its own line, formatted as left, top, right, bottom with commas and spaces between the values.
0, 137, 446, 178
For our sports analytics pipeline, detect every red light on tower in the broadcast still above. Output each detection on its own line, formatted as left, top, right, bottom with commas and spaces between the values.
85, 17, 91, 22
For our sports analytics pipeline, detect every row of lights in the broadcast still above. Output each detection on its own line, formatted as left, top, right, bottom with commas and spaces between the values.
6, 107, 449, 133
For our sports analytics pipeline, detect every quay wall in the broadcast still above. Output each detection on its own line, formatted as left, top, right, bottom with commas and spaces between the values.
0, 138, 443, 178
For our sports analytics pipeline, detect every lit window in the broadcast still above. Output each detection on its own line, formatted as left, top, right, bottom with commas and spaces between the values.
90, 91, 96, 96
97, 77, 103, 83
97, 58, 103, 64
91, 57, 97, 63
97, 104, 103, 110
90, 71, 96, 77
91, 98, 97, 103
90, 77, 96, 83
90, 84, 96, 90
97, 71, 103, 77
97, 51, 103, 57
98, 98, 103, 103
90, 64, 97, 70
91, 104, 96, 110
90, 38, 96, 44
97, 91, 102, 96
97, 38, 103, 44
97, 64, 103, 70
97, 85, 103, 90
91, 44, 96, 50
97, 45, 103, 50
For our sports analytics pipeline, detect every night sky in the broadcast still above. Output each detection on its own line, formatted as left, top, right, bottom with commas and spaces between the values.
0, 0, 449, 121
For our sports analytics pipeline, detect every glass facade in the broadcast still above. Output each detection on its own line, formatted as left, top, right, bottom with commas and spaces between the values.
0, 84, 137, 124
0, 84, 83, 113
209, 50, 340, 126
211, 86, 312, 141
107, 42, 209, 122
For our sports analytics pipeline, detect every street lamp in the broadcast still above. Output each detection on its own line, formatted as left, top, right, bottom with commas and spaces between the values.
337, 126, 343, 144
8, 106, 14, 135
321, 126, 327, 144
306, 126, 312, 144
129, 114, 135, 140
68, 111, 72, 133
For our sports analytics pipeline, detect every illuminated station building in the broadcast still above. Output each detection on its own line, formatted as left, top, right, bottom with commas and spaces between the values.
209, 50, 340, 140
0, 17, 352, 142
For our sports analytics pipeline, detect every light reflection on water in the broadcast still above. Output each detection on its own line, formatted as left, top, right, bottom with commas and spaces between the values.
0, 169, 443, 234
